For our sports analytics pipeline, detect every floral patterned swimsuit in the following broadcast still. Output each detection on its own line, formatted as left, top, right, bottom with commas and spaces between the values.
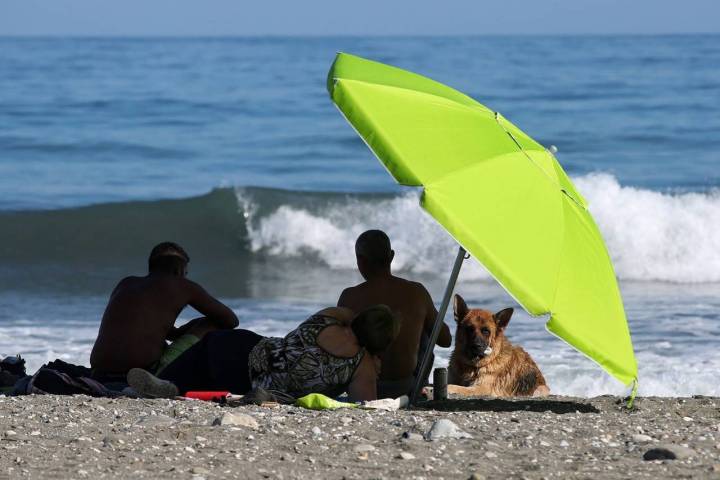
248, 314, 365, 398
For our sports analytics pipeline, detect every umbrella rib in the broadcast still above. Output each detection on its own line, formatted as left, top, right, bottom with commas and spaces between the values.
494, 113, 588, 211
495, 112, 549, 179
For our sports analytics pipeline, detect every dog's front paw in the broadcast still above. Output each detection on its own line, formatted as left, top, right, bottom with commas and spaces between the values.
532, 385, 550, 397
447, 384, 471, 396
447, 384, 460, 394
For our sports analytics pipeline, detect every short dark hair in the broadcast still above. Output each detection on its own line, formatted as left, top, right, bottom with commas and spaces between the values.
148, 242, 189, 273
351, 305, 400, 355
355, 230, 392, 268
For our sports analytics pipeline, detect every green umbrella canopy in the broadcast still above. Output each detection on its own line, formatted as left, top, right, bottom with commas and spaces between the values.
327, 52, 638, 389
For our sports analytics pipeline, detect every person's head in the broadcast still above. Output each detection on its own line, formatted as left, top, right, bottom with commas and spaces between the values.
148, 242, 189, 276
355, 230, 394, 279
351, 304, 401, 356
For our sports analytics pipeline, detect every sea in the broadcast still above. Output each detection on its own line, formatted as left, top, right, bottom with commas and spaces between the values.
1, 35, 718, 397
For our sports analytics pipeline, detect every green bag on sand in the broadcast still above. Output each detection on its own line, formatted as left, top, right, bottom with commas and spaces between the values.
295, 393, 358, 410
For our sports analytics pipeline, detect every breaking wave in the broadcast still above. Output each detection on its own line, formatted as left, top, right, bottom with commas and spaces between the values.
0, 173, 718, 292
241, 174, 720, 283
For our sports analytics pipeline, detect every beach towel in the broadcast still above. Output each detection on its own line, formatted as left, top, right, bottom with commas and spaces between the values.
22, 359, 121, 397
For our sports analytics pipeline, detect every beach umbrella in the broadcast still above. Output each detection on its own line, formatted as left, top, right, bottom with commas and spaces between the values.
326, 53, 638, 404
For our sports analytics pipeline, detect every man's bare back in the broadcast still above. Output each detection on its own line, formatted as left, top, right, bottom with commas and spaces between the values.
338, 275, 450, 381
337, 230, 451, 388
90, 243, 238, 375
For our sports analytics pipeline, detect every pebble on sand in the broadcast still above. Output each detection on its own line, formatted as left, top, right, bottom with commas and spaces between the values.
632, 434, 653, 443
134, 414, 176, 428
353, 444, 376, 453
425, 419, 473, 441
643, 444, 696, 461
212, 412, 259, 430
401, 431, 424, 442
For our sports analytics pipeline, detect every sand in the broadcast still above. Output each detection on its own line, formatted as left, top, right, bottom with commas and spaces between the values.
0, 394, 718, 479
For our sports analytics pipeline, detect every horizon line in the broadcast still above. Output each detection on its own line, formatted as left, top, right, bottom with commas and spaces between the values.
0, 32, 718, 39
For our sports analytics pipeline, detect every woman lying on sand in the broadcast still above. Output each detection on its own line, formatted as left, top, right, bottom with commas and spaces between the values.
127, 305, 400, 402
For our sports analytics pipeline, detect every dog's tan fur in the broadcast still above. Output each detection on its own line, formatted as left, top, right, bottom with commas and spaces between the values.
447, 294, 549, 397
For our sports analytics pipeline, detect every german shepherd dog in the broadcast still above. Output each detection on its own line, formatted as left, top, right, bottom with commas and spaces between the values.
447, 294, 549, 397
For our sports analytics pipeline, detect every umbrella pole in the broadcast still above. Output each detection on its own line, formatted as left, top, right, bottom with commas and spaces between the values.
409, 245, 466, 405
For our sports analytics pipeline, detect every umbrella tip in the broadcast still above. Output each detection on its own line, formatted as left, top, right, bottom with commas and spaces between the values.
548, 145, 558, 154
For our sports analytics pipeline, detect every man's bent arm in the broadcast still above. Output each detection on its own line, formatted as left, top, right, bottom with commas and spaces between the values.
186, 280, 239, 329
167, 318, 204, 340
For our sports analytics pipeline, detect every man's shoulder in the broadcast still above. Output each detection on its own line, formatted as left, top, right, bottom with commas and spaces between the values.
392, 276, 430, 295
118, 275, 141, 283
146, 276, 206, 306
131, 274, 200, 295
113, 275, 142, 290
167, 276, 205, 295
337, 282, 371, 309
340, 282, 369, 294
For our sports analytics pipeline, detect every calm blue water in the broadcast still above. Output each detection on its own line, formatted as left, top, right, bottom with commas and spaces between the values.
0, 36, 718, 396
1, 36, 719, 210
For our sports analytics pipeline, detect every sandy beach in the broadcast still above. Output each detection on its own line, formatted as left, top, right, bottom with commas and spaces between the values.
0, 394, 718, 479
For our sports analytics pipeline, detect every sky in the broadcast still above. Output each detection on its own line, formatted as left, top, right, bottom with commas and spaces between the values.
0, 0, 718, 36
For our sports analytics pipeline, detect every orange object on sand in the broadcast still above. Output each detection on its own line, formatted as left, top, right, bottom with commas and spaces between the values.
184, 391, 230, 402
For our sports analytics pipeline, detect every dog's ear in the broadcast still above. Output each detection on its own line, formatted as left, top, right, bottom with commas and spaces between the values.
453, 294, 468, 323
493, 308, 514, 330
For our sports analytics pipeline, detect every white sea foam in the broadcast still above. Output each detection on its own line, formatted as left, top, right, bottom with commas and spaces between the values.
2, 285, 718, 398
575, 173, 720, 283
433, 341, 720, 398
239, 174, 720, 283
0, 323, 97, 373
239, 191, 492, 279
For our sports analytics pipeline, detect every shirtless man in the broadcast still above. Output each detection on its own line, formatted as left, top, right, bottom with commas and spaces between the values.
337, 230, 452, 398
90, 242, 238, 380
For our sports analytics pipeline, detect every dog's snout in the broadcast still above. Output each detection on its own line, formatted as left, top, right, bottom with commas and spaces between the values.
473, 340, 487, 349
468, 340, 488, 357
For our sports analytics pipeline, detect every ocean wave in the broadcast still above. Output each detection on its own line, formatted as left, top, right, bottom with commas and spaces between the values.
241, 174, 720, 283
575, 174, 720, 283
0, 174, 718, 289
239, 190, 454, 273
